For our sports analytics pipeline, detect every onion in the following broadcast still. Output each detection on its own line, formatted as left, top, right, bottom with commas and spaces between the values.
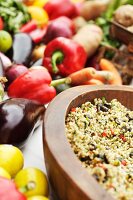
5, 64, 28, 86
0, 52, 12, 70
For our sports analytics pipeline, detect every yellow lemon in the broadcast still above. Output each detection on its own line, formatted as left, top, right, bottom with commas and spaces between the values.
14, 167, 48, 197
28, 6, 49, 27
0, 144, 24, 178
28, 196, 49, 200
0, 167, 11, 179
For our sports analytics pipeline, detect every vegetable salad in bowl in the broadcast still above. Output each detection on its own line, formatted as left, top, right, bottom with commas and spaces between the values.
66, 98, 133, 200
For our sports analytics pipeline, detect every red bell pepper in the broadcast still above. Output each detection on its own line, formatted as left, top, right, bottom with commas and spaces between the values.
0, 17, 4, 30
44, 0, 79, 20
43, 16, 75, 44
0, 177, 26, 200
7, 66, 56, 104
20, 19, 38, 33
43, 37, 87, 76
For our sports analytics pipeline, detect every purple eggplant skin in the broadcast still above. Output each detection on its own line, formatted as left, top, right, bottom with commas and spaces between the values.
0, 57, 4, 76
0, 98, 45, 148
7, 33, 34, 66
31, 58, 43, 67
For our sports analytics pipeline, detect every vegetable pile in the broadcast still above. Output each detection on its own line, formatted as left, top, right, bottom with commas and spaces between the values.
0, 0, 133, 199
0, 0, 132, 136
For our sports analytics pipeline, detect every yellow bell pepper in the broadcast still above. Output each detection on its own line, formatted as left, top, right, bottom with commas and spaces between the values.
28, 6, 49, 27
32, 0, 48, 7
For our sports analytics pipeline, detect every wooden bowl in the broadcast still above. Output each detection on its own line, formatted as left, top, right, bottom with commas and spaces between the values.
43, 85, 133, 200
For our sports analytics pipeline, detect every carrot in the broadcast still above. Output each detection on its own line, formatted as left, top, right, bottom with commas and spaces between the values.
67, 67, 96, 85
72, 24, 103, 58
51, 67, 114, 87
93, 70, 113, 83
67, 67, 113, 86
99, 58, 122, 85
82, 79, 103, 85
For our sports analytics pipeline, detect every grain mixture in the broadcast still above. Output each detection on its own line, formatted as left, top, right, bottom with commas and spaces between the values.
65, 98, 133, 200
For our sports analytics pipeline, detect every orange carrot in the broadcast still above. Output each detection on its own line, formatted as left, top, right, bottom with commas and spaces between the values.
93, 70, 113, 83
99, 58, 122, 85
67, 67, 96, 85
51, 67, 114, 87
82, 79, 103, 85
67, 67, 113, 86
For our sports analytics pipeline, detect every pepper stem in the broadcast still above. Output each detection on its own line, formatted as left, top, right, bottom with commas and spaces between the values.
50, 77, 71, 87
51, 51, 64, 74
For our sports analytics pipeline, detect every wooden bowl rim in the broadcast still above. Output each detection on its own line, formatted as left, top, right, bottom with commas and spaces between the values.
43, 85, 133, 200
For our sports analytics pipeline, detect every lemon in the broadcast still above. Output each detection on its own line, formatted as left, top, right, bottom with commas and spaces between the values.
0, 167, 11, 179
0, 30, 12, 53
14, 167, 48, 197
28, 6, 49, 27
0, 144, 24, 177
28, 196, 49, 200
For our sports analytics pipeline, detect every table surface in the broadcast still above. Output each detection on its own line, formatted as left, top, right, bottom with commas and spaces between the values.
22, 124, 46, 173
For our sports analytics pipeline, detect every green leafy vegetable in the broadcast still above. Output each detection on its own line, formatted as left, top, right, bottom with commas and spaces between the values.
0, 0, 31, 33
95, 0, 123, 49
94, 0, 133, 57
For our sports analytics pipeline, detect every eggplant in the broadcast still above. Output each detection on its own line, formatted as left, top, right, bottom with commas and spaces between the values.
31, 58, 43, 67
7, 33, 34, 66
0, 57, 4, 76
0, 98, 45, 148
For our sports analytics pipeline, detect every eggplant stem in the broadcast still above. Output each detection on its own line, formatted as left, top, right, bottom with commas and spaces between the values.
51, 51, 64, 74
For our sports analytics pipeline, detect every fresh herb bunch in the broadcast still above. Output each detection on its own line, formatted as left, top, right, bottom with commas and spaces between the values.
95, 0, 122, 49
95, 0, 133, 49
0, 0, 31, 33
